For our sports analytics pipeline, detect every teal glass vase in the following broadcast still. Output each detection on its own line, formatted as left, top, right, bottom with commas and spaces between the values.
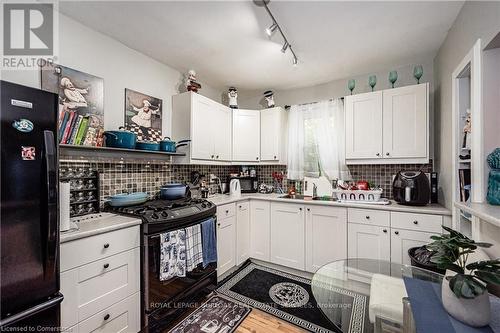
348, 79, 355, 95
389, 71, 398, 88
414, 65, 423, 84
368, 75, 377, 91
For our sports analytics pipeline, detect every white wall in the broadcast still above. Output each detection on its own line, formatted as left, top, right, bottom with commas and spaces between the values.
0, 13, 222, 137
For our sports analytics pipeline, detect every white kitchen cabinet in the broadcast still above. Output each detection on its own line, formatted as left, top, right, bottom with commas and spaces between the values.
270, 202, 305, 270
217, 208, 237, 277
383, 84, 428, 159
236, 201, 250, 265
345, 83, 429, 164
172, 92, 232, 164
391, 228, 436, 265
250, 200, 271, 261
260, 107, 285, 162
345, 91, 383, 160
347, 223, 390, 261
232, 109, 261, 162
305, 205, 347, 273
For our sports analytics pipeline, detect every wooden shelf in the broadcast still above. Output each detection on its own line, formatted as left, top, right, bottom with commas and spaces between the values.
59, 144, 185, 161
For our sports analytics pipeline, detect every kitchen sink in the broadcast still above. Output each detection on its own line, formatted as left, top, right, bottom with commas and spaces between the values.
279, 194, 337, 202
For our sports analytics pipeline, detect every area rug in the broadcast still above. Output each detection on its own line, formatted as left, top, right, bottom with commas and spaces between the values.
216, 263, 372, 333
168, 295, 251, 333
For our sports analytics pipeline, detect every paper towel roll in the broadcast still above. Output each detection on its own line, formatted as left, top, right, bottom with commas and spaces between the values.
59, 182, 71, 232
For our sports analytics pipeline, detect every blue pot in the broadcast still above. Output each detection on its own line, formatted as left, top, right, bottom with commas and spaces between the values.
160, 183, 189, 200
136, 141, 160, 151
104, 128, 137, 149
160, 137, 191, 152
108, 192, 149, 206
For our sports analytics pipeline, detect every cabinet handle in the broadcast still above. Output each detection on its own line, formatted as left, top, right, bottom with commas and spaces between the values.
307, 208, 310, 212
103, 243, 109, 249
365, 216, 370, 220
217, 223, 221, 227
225, 210, 229, 214
386, 152, 390, 156
104, 314, 110, 321
299, 207, 302, 211
256, 157, 259, 160
413, 220, 418, 225
395, 231, 399, 235
383, 229, 387, 233
211, 155, 214, 159
216, 155, 219, 159
376, 153, 380, 157
239, 205, 242, 209
103, 263, 109, 269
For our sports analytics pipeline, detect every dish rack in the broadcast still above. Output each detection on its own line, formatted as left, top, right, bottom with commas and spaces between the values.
60, 167, 100, 217
333, 188, 383, 202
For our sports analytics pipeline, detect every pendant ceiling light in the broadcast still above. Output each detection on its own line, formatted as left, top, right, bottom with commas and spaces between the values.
266, 22, 278, 37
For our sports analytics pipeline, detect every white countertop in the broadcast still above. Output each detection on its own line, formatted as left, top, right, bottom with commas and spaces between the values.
209, 193, 452, 215
60, 213, 142, 243
454, 201, 500, 227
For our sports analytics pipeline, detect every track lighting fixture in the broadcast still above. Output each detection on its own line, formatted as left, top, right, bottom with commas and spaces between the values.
281, 42, 289, 53
258, 0, 299, 66
266, 22, 278, 37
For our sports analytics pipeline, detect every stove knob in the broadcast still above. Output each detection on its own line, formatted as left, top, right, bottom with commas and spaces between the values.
206, 202, 212, 207
151, 213, 159, 219
201, 203, 207, 208
161, 211, 168, 217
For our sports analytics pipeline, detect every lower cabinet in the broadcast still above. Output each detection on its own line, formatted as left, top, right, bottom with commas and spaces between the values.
216, 209, 237, 277
390, 228, 436, 265
250, 200, 271, 261
347, 223, 391, 261
236, 201, 250, 265
270, 202, 306, 270
305, 205, 347, 273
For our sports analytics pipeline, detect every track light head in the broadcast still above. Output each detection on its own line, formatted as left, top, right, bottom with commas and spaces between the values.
281, 42, 289, 53
266, 22, 278, 37
292, 55, 298, 66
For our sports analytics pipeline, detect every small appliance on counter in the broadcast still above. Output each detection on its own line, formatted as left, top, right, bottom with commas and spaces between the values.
227, 175, 258, 193
229, 178, 242, 198
393, 171, 431, 206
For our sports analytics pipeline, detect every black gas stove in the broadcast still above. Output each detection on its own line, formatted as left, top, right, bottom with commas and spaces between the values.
106, 197, 216, 234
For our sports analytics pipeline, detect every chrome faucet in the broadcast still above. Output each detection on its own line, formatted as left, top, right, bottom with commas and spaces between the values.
313, 183, 318, 198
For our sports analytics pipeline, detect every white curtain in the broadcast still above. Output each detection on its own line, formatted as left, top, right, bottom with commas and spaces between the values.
287, 98, 351, 181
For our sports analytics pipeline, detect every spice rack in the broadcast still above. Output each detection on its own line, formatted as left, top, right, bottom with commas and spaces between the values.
60, 167, 100, 218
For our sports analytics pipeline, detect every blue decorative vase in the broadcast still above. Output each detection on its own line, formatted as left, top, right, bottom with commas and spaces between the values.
486, 148, 500, 205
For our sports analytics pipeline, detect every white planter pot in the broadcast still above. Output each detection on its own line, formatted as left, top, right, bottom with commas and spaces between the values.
441, 276, 491, 327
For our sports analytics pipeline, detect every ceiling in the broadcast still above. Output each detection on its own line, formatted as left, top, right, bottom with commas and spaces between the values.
59, 1, 463, 90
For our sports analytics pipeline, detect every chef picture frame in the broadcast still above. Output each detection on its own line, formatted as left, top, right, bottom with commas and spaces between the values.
124, 88, 162, 142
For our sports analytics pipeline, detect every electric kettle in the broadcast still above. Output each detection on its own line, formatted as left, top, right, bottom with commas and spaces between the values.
229, 179, 241, 198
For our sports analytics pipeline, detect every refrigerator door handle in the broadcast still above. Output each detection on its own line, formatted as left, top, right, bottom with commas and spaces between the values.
43, 130, 58, 279
0, 293, 63, 328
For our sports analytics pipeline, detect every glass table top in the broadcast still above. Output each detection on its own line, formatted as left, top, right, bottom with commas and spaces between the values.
311, 259, 444, 333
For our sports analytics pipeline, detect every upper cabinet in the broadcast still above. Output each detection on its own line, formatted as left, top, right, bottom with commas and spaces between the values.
345, 83, 429, 164
232, 109, 261, 162
260, 107, 286, 163
172, 92, 232, 164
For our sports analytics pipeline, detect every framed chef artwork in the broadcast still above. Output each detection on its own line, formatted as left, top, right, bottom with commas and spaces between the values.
124, 88, 162, 142
41, 63, 105, 146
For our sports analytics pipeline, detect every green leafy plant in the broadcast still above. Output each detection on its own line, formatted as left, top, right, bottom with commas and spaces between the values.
426, 226, 500, 299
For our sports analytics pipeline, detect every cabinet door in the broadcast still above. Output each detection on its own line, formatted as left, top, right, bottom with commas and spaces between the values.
213, 104, 232, 161
383, 84, 427, 159
270, 203, 305, 270
250, 200, 271, 261
391, 229, 435, 265
236, 201, 250, 265
232, 109, 260, 162
191, 96, 215, 160
347, 223, 390, 261
305, 205, 347, 273
260, 108, 281, 161
345, 91, 383, 159
216, 215, 236, 277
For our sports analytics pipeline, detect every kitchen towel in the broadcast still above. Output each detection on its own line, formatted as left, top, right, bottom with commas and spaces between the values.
201, 218, 217, 268
59, 182, 71, 232
185, 224, 203, 272
159, 229, 187, 281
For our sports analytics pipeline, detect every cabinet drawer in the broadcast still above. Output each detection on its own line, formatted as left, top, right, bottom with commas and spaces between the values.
77, 292, 140, 333
391, 212, 442, 233
348, 208, 390, 227
217, 203, 236, 218
61, 248, 140, 327
61, 226, 140, 272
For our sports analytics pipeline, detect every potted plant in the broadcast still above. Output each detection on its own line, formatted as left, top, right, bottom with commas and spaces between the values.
426, 226, 500, 327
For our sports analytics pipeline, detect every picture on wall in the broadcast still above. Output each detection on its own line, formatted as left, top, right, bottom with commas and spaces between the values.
41, 63, 104, 146
124, 88, 162, 142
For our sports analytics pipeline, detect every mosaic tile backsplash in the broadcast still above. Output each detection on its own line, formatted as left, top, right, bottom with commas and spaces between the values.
59, 159, 432, 206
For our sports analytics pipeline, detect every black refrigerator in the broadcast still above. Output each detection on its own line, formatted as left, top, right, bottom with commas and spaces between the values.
0, 80, 63, 329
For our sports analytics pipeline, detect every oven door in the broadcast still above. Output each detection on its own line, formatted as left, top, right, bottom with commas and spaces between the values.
142, 219, 217, 324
